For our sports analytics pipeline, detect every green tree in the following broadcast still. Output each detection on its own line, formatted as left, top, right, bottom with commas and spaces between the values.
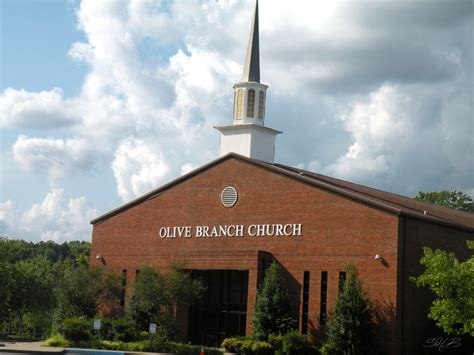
54, 264, 121, 324
251, 261, 296, 340
414, 190, 474, 212
126, 266, 204, 339
0, 238, 94, 337
411, 241, 474, 336
323, 264, 372, 355
0, 262, 21, 319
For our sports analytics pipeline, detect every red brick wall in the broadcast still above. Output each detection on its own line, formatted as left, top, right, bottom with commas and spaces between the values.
90, 157, 400, 350
400, 217, 472, 354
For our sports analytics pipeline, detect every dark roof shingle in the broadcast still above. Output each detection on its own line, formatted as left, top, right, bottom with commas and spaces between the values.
273, 162, 474, 229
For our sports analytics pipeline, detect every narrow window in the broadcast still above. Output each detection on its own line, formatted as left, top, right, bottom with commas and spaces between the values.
320, 271, 328, 327
301, 271, 310, 334
258, 90, 265, 119
338, 271, 346, 294
135, 269, 140, 281
235, 89, 243, 119
120, 269, 127, 306
233, 91, 237, 119
247, 89, 255, 118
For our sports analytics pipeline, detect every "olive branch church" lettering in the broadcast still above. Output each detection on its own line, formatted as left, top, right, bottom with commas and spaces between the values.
158, 224, 303, 239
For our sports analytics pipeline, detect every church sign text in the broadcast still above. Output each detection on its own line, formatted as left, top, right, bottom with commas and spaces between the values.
158, 224, 303, 239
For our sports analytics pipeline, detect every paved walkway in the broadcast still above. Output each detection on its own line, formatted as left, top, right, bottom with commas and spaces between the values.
0, 341, 63, 353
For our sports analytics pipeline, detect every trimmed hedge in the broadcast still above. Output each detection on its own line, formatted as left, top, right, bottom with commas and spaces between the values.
222, 333, 318, 355
221, 337, 273, 355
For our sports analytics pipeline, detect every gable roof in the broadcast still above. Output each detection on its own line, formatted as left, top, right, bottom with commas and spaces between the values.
91, 153, 474, 231
273, 162, 474, 230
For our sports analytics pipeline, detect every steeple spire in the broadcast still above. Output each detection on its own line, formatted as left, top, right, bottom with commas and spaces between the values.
242, 0, 260, 83
215, 0, 282, 164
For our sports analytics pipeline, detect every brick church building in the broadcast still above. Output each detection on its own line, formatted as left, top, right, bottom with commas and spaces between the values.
90, 2, 473, 354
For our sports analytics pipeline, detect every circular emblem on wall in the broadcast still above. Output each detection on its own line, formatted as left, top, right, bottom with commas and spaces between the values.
221, 186, 238, 208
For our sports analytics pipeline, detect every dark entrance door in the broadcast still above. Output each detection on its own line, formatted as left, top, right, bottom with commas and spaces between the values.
188, 270, 248, 346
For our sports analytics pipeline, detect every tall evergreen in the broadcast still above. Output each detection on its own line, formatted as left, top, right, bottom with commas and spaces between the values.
251, 261, 295, 340
323, 264, 372, 355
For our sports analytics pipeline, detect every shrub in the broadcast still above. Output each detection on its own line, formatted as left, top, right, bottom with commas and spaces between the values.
101, 317, 137, 342
252, 261, 296, 340
42, 333, 72, 347
222, 337, 272, 355
222, 337, 243, 353
268, 334, 283, 352
279, 330, 317, 355
323, 264, 372, 355
240, 338, 255, 354
319, 342, 336, 355
61, 317, 92, 342
143, 333, 173, 352
251, 340, 273, 355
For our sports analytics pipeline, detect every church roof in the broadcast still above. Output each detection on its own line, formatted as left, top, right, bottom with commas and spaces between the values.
242, 0, 260, 83
91, 153, 474, 231
273, 162, 474, 230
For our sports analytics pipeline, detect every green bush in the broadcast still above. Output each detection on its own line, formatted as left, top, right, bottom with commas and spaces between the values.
319, 342, 335, 355
222, 337, 244, 352
222, 337, 272, 355
268, 334, 283, 352
278, 331, 318, 355
240, 339, 255, 354
61, 317, 92, 342
143, 333, 173, 352
42, 333, 72, 347
251, 340, 273, 355
101, 317, 137, 342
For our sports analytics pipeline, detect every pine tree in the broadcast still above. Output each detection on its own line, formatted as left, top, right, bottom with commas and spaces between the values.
323, 264, 372, 355
251, 261, 295, 340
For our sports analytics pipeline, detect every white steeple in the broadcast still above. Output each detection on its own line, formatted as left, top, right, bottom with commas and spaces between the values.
215, 0, 281, 163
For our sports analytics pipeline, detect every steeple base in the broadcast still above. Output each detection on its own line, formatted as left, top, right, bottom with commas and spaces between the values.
214, 124, 282, 163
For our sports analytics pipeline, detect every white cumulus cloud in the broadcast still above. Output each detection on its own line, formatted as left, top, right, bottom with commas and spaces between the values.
12, 135, 98, 180
0, 88, 80, 128
324, 83, 473, 194
1, 188, 97, 242
112, 138, 170, 201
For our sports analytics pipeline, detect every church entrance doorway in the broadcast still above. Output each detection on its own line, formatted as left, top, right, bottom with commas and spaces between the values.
188, 269, 249, 346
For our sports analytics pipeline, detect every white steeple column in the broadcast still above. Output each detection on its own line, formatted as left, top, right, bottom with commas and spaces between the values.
215, 0, 282, 164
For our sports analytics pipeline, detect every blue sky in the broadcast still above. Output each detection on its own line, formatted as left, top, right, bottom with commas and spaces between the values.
0, 0, 473, 242
1, 0, 85, 96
